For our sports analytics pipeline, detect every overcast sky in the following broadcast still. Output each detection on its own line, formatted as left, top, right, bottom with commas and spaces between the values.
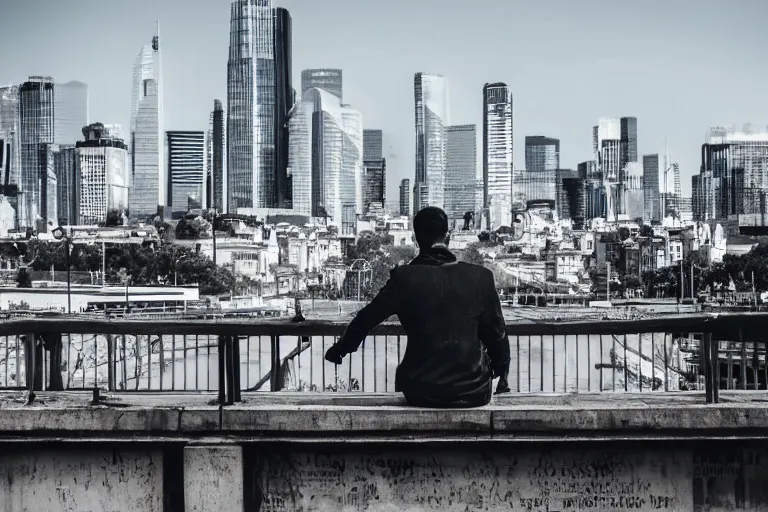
2, 0, 766, 199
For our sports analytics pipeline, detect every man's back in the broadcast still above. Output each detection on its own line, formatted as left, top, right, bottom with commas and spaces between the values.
326, 245, 510, 408
392, 260, 509, 407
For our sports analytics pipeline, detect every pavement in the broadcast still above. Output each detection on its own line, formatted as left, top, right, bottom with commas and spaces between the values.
1, 390, 768, 441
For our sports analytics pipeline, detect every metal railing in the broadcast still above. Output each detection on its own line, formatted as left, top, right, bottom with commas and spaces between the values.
1, 314, 767, 404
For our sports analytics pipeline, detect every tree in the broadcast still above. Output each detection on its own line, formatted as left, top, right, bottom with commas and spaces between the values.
363, 244, 416, 299
175, 216, 211, 240
459, 243, 485, 266
16, 267, 32, 288
105, 209, 122, 227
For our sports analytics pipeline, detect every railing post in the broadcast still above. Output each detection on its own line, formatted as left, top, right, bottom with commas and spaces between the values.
217, 335, 226, 405
703, 333, 719, 404
43, 332, 64, 391
225, 336, 235, 405
231, 335, 241, 403
106, 334, 115, 392
270, 335, 282, 392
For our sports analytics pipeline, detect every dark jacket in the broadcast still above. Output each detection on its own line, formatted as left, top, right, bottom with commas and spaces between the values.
331, 246, 510, 408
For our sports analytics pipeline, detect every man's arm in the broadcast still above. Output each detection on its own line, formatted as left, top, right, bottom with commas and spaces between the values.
326, 271, 398, 362
478, 270, 511, 391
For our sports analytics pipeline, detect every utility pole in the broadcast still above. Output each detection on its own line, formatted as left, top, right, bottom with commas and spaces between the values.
691, 262, 695, 299
752, 271, 757, 308
606, 262, 611, 300
680, 258, 684, 299
102, 241, 106, 287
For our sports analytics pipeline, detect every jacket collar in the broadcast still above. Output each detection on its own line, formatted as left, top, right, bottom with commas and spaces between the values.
409, 244, 458, 267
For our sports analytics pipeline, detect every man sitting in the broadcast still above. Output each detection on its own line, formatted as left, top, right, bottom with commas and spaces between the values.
325, 207, 510, 407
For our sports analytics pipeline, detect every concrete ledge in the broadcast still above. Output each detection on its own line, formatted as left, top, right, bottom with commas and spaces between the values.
3, 391, 768, 438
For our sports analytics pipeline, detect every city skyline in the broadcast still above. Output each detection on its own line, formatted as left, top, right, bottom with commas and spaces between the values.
1, 0, 767, 203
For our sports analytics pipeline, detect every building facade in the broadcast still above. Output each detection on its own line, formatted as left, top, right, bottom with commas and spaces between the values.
75, 123, 130, 225
227, 0, 293, 212
301, 69, 342, 101
399, 178, 411, 217
54, 81, 89, 146
167, 131, 205, 216
54, 145, 76, 225
363, 129, 382, 162
129, 33, 163, 218
0, 85, 21, 188
19, 77, 55, 230
643, 154, 660, 222
362, 159, 385, 214
444, 124, 476, 221
206, 99, 226, 211
524, 136, 559, 203
482, 83, 513, 228
413, 73, 448, 213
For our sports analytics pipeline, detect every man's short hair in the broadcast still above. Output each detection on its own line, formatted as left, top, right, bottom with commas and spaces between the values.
413, 207, 449, 241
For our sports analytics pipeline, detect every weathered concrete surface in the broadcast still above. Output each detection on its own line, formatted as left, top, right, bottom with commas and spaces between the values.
3, 391, 768, 438
0, 447, 163, 511
255, 446, 768, 511
184, 445, 244, 512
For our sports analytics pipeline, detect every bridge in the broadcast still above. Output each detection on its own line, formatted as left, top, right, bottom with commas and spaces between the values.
1, 315, 767, 511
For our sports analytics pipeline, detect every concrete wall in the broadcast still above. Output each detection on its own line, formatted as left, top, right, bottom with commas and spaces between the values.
0, 447, 163, 512
2, 443, 768, 511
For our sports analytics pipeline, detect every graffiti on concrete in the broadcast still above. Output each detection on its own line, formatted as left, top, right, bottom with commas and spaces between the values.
257, 449, 685, 511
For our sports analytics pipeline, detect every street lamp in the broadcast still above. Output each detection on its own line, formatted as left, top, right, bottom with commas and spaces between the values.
51, 226, 71, 314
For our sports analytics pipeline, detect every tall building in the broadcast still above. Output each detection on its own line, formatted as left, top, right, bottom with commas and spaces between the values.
413, 73, 448, 213
594, 118, 621, 220
623, 162, 644, 220
619, 117, 638, 169
482, 83, 513, 229
555, 168, 578, 219
399, 178, 411, 216
227, 0, 293, 212
362, 160, 385, 214
695, 128, 768, 226
75, 123, 129, 224
363, 129, 383, 161
54, 145, 76, 225
54, 81, 89, 145
129, 30, 164, 218
579, 160, 603, 220
19, 76, 55, 229
206, 100, 226, 211
444, 124, 476, 221
167, 131, 205, 216
0, 85, 21, 188
643, 154, 660, 222
301, 69, 342, 101
524, 136, 559, 203
286, 101, 311, 215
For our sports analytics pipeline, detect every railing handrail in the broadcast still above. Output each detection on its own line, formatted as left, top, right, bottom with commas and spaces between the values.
0, 312, 766, 337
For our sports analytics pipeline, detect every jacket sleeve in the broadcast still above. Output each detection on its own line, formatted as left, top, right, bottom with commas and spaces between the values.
335, 270, 398, 355
478, 270, 510, 377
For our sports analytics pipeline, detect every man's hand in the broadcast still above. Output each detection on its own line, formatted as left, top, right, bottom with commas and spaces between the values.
324, 344, 344, 365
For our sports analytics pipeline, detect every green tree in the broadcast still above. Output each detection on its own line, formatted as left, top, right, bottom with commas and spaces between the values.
363, 244, 416, 299
175, 216, 211, 240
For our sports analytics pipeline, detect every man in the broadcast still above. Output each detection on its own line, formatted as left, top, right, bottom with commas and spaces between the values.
325, 207, 511, 407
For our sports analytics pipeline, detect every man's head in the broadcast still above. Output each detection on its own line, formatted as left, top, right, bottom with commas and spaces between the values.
413, 207, 449, 250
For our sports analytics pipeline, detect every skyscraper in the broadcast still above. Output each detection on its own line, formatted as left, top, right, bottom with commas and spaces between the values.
75, 123, 129, 224
413, 73, 448, 213
399, 178, 411, 216
301, 69, 342, 101
0, 85, 21, 188
286, 100, 311, 215
54, 145, 76, 225
303, 88, 362, 222
524, 136, 560, 203
363, 129, 383, 161
445, 124, 476, 221
54, 81, 89, 146
206, 100, 226, 211
362, 129, 385, 214
19, 76, 55, 229
167, 131, 205, 216
227, 0, 293, 212
482, 83, 513, 228
619, 117, 638, 169
594, 118, 621, 220
643, 154, 660, 222
129, 29, 163, 218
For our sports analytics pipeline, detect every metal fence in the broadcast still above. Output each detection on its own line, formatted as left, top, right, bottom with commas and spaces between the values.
2, 314, 767, 404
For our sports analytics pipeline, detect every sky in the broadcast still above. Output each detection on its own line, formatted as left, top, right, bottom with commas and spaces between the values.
1, 0, 767, 201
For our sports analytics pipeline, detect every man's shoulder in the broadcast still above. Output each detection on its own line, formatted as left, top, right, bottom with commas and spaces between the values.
393, 261, 491, 277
